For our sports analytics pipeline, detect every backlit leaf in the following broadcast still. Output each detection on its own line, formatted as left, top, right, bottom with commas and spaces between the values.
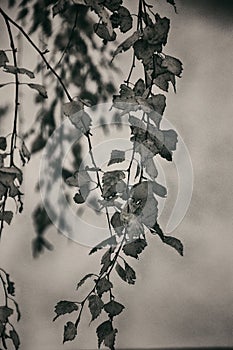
88, 294, 104, 321
112, 30, 141, 59
27, 83, 48, 98
53, 301, 78, 321
62, 100, 84, 116
63, 321, 77, 343
123, 238, 147, 259
108, 150, 125, 166
104, 300, 124, 317
161, 55, 183, 76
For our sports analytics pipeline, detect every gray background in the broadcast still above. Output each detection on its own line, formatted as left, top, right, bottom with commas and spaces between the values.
0, 0, 232, 349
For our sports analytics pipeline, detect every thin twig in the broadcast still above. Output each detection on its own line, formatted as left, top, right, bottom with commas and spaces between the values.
0, 7, 73, 102
3, 14, 19, 167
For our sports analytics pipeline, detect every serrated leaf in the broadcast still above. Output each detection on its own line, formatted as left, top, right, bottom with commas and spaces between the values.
112, 30, 141, 59
52, 0, 67, 17
0, 137, 7, 151
96, 320, 113, 348
0, 306, 13, 323
63, 321, 77, 343
96, 277, 113, 296
53, 301, 78, 321
89, 235, 117, 255
124, 261, 136, 284
115, 262, 127, 282
117, 6, 132, 33
0, 211, 13, 225
123, 238, 147, 259
143, 15, 170, 46
27, 83, 48, 98
86, 0, 113, 37
69, 111, 92, 134
9, 329, 20, 350
100, 248, 113, 274
162, 55, 183, 76
94, 23, 116, 41
0, 51, 9, 67
104, 300, 124, 317
88, 294, 104, 321
108, 150, 125, 166
63, 100, 84, 116
76, 273, 95, 290
110, 212, 124, 236
104, 329, 118, 350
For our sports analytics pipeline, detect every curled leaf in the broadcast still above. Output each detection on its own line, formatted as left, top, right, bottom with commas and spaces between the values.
53, 300, 78, 321
27, 83, 48, 98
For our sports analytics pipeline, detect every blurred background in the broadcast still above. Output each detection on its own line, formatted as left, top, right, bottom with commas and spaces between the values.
0, 0, 232, 349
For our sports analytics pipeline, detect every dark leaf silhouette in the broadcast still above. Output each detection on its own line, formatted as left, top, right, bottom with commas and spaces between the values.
94, 23, 116, 41
110, 212, 124, 236
73, 192, 85, 204
124, 261, 136, 284
96, 277, 113, 296
104, 328, 118, 350
0, 306, 13, 323
115, 262, 127, 282
123, 238, 147, 259
100, 248, 113, 274
0, 211, 13, 225
96, 320, 114, 348
0, 137, 7, 151
0, 51, 9, 67
5, 273, 15, 296
63, 321, 77, 343
88, 294, 104, 321
151, 222, 183, 256
53, 301, 78, 321
104, 300, 124, 317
